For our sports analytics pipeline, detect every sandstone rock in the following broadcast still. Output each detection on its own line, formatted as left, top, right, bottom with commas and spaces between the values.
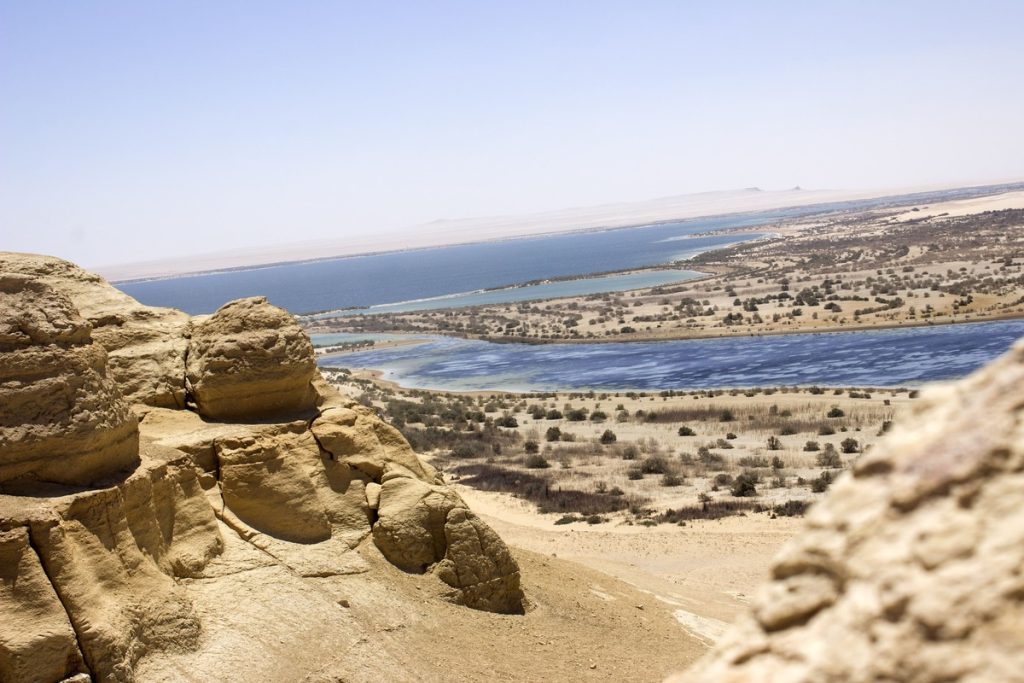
23, 452, 221, 682
312, 404, 438, 483
0, 253, 190, 408
185, 297, 317, 419
0, 527, 86, 683
0, 273, 139, 487
673, 339, 1024, 683
373, 476, 524, 614
215, 425, 331, 544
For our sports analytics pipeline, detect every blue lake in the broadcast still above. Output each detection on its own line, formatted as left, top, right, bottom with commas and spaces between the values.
318, 320, 1024, 391
307, 268, 705, 318
113, 184, 1022, 316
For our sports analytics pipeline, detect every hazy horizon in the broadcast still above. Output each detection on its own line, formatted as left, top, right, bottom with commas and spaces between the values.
3, 1, 1023, 268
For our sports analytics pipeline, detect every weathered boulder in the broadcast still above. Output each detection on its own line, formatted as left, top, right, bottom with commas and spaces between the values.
215, 425, 332, 544
185, 297, 317, 420
373, 474, 525, 614
0, 274, 139, 487
673, 339, 1024, 683
0, 527, 87, 683
312, 403, 439, 483
0, 253, 190, 408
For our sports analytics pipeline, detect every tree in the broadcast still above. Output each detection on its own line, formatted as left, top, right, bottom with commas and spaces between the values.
816, 443, 842, 468
841, 437, 860, 454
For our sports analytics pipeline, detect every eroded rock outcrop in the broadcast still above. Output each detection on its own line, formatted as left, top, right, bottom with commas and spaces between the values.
673, 339, 1024, 683
0, 253, 190, 409
185, 297, 317, 420
0, 252, 524, 682
0, 274, 139, 487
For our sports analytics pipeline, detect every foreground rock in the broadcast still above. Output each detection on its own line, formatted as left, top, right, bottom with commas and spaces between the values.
672, 339, 1024, 683
0, 252, 524, 682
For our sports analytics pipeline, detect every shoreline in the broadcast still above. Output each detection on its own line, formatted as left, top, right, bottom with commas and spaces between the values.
315, 310, 1024, 348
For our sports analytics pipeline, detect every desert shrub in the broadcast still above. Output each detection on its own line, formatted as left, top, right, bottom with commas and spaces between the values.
451, 442, 485, 459
565, 409, 588, 422
678, 425, 696, 436
715, 438, 734, 449
600, 429, 617, 445
816, 444, 843, 468
594, 480, 608, 493
779, 425, 797, 436
773, 499, 810, 517
524, 440, 539, 454
661, 472, 684, 487
766, 435, 783, 450
590, 410, 608, 423
641, 456, 669, 474
698, 446, 725, 469
818, 424, 836, 436
738, 456, 770, 468
608, 486, 625, 496
827, 407, 845, 418
841, 437, 860, 454
725, 432, 737, 440
803, 440, 820, 451
720, 409, 736, 422
713, 473, 734, 486
554, 515, 582, 525
524, 454, 551, 469
621, 445, 638, 460
810, 470, 835, 493
454, 463, 636, 515
626, 466, 644, 480
496, 415, 518, 428
545, 427, 562, 442
658, 499, 756, 523
586, 515, 605, 525
731, 472, 759, 497
545, 409, 563, 420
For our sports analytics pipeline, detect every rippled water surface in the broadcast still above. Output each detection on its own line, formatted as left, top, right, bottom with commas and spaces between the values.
320, 320, 1024, 391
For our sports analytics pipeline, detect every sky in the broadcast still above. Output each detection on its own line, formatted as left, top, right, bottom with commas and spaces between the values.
2, 0, 1023, 268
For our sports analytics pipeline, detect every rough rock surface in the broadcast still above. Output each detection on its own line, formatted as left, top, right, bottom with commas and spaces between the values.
373, 474, 525, 614
673, 339, 1024, 683
0, 253, 190, 408
185, 297, 317, 420
0, 527, 86, 683
0, 273, 139, 487
0, 253, 525, 681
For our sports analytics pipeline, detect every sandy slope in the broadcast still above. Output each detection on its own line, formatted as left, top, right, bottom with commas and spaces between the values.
456, 485, 801, 644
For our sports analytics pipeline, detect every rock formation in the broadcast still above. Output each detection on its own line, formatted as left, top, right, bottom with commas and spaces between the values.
671, 339, 1024, 683
185, 297, 317, 420
0, 273, 138, 487
0, 253, 524, 683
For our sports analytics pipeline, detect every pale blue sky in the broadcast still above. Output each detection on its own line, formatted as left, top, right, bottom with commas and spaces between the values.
2, 1, 1022, 266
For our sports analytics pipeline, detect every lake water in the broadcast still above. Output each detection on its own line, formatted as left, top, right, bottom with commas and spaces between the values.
113, 184, 1022, 316
318, 320, 1024, 391
307, 268, 705, 318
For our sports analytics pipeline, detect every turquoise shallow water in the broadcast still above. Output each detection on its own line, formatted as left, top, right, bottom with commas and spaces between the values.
319, 320, 1024, 391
